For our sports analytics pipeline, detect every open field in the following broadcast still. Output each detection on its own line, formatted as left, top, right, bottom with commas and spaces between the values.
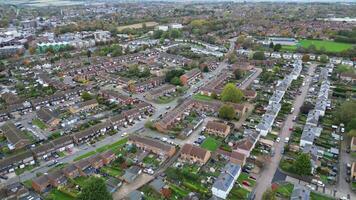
117, 22, 158, 31
282, 39, 353, 53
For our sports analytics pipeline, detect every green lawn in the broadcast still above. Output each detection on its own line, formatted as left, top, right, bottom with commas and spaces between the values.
74, 137, 128, 161
193, 93, 213, 102
228, 186, 250, 200
276, 182, 294, 198
282, 39, 353, 53
101, 166, 123, 177
200, 137, 221, 151
32, 118, 47, 129
47, 189, 74, 200
73, 151, 96, 161
155, 96, 175, 104
310, 192, 335, 200
237, 172, 256, 187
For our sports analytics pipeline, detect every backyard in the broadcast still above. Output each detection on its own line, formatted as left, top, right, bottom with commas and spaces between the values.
200, 137, 221, 151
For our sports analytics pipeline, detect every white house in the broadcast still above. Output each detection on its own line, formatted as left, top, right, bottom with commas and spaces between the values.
212, 162, 241, 199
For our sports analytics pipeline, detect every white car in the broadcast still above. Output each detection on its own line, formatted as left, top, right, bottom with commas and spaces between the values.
276, 137, 280, 143
121, 132, 127, 137
284, 137, 289, 143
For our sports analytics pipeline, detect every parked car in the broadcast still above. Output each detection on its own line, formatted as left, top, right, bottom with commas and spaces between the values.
284, 137, 290, 143
242, 181, 251, 187
276, 137, 280, 143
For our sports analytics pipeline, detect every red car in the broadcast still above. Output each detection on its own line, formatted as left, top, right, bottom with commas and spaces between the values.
289, 127, 293, 131
242, 181, 251, 187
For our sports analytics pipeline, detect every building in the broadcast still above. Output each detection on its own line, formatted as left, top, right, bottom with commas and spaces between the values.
216, 149, 246, 166
205, 121, 231, 138
32, 175, 51, 193
69, 99, 98, 114
180, 68, 202, 85
100, 90, 134, 105
0, 122, 31, 150
212, 162, 241, 199
128, 135, 176, 158
340, 73, 356, 83
36, 108, 60, 128
0, 182, 29, 200
351, 137, 356, 152
180, 144, 211, 165
62, 164, 80, 179
0, 151, 35, 174
351, 162, 356, 181
145, 84, 176, 100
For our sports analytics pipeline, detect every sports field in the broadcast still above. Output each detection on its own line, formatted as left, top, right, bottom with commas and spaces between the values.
282, 39, 353, 53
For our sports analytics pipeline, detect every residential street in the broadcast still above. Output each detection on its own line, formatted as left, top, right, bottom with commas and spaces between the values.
254, 64, 316, 200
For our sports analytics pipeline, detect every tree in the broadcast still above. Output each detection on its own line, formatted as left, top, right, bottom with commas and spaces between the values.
269, 42, 274, 49
221, 83, 244, 103
219, 104, 236, 120
347, 129, 356, 137
170, 77, 182, 86
228, 53, 238, 64
300, 102, 314, 114
252, 51, 265, 60
29, 46, 37, 55
346, 118, 356, 132
234, 69, 245, 80
334, 101, 356, 126
302, 54, 310, 62
76, 177, 112, 200
273, 44, 282, 52
294, 153, 312, 176
203, 66, 209, 72
81, 92, 93, 101
262, 189, 276, 200
319, 54, 329, 63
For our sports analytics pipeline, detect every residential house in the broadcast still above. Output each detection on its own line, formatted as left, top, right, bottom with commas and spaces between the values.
205, 121, 231, 138
100, 150, 116, 165
89, 155, 104, 169
0, 151, 35, 174
0, 122, 31, 150
180, 68, 202, 85
75, 159, 95, 176
62, 164, 80, 179
216, 149, 246, 166
100, 90, 134, 105
340, 73, 356, 83
212, 162, 241, 199
32, 142, 56, 160
0, 182, 29, 200
36, 108, 60, 128
47, 170, 67, 187
69, 99, 98, 114
180, 144, 211, 165
351, 162, 356, 180
32, 175, 51, 193
128, 135, 176, 158
145, 84, 176, 100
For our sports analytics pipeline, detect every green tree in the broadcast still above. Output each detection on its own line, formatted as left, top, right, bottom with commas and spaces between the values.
234, 69, 245, 80
319, 54, 329, 63
294, 153, 312, 176
76, 177, 112, 200
262, 189, 276, 200
346, 118, 356, 132
81, 92, 93, 101
269, 42, 274, 49
170, 77, 182, 85
228, 53, 238, 64
334, 101, 356, 126
221, 83, 244, 103
203, 66, 209, 72
252, 51, 265, 60
219, 104, 236, 120
273, 44, 282, 52
347, 129, 356, 137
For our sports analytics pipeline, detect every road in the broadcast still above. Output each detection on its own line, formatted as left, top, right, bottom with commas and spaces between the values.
239, 68, 262, 90
336, 138, 354, 199
254, 64, 316, 200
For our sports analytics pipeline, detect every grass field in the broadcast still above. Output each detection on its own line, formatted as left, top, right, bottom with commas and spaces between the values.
117, 21, 158, 31
32, 118, 47, 129
73, 137, 128, 161
200, 137, 221, 151
193, 94, 213, 102
282, 39, 353, 53
48, 189, 74, 200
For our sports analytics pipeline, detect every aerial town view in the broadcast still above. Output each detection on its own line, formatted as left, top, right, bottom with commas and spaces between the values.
0, 0, 355, 200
